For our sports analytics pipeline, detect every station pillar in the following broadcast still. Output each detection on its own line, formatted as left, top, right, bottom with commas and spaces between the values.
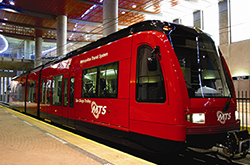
103, 0, 118, 37
193, 10, 203, 30
219, 0, 230, 45
218, 0, 231, 66
35, 36, 42, 67
24, 40, 31, 59
57, 15, 67, 57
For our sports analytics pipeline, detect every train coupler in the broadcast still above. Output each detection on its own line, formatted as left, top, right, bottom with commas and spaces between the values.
223, 130, 250, 158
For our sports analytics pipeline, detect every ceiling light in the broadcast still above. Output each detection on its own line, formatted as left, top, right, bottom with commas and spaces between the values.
0, 5, 22, 13
145, 5, 155, 12
0, 34, 9, 54
9, 1, 15, 5
132, 5, 136, 8
121, 11, 125, 14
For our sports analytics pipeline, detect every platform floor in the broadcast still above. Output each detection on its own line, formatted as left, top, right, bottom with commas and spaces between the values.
0, 105, 153, 165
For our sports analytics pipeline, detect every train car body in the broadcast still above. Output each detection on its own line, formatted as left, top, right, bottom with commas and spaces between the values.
9, 20, 247, 154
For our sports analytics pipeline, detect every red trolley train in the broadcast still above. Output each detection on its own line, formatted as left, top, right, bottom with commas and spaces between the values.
9, 20, 249, 155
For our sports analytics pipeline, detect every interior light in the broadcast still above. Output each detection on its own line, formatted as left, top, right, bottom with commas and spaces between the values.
132, 5, 136, 8
9, 1, 15, 5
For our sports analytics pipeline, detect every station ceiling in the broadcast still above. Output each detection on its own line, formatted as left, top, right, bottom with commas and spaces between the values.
0, 0, 219, 41
0, 0, 218, 59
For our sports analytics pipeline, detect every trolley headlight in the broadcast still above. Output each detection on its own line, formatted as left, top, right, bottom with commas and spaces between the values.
186, 113, 205, 124
235, 111, 239, 120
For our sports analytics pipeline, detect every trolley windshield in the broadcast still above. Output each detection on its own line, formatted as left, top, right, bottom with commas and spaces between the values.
168, 29, 231, 98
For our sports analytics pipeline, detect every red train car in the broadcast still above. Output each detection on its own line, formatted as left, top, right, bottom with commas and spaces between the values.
9, 20, 249, 155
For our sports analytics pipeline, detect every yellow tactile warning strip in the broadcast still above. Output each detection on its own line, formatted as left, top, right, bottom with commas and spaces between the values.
0, 105, 154, 165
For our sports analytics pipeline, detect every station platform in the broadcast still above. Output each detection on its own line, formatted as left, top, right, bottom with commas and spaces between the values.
0, 105, 153, 165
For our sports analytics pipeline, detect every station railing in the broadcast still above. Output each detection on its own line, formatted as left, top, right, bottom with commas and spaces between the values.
237, 91, 250, 131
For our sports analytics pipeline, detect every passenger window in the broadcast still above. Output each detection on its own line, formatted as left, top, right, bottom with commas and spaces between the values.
82, 62, 118, 98
41, 79, 45, 104
136, 45, 166, 103
69, 77, 75, 107
45, 80, 51, 105
17, 83, 25, 101
52, 75, 63, 106
28, 81, 36, 103
63, 78, 68, 107
82, 68, 98, 97
98, 63, 118, 98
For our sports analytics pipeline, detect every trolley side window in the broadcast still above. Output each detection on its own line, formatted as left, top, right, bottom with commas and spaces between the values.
63, 78, 68, 107
98, 62, 118, 98
136, 45, 166, 103
41, 79, 45, 104
82, 68, 98, 97
82, 62, 118, 98
14, 83, 25, 102
45, 80, 52, 105
52, 75, 63, 106
28, 81, 36, 103
69, 77, 75, 107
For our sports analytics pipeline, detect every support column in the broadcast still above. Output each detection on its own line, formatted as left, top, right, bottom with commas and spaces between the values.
35, 36, 43, 67
218, 0, 231, 68
6, 76, 9, 103
193, 10, 203, 30
103, 0, 118, 37
57, 15, 67, 57
0, 77, 2, 101
2, 77, 5, 102
219, 0, 230, 45
24, 40, 31, 59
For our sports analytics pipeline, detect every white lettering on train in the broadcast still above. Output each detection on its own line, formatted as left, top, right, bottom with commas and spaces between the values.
91, 101, 107, 119
217, 111, 231, 124
80, 52, 108, 64
75, 98, 107, 119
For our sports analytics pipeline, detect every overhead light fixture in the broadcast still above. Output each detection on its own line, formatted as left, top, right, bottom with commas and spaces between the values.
9, 1, 15, 5
145, 5, 155, 12
0, 34, 9, 54
132, 5, 136, 8
0, 4, 22, 13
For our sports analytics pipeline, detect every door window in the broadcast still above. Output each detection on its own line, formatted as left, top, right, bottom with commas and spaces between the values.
136, 45, 166, 103
52, 75, 63, 106
69, 77, 75, 107
63, 78, 68, 107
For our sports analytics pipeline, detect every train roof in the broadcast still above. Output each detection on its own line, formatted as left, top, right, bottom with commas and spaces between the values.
12, 20, 204, 80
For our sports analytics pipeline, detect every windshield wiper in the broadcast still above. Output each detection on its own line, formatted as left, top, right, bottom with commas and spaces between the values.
223, 97, 231, 112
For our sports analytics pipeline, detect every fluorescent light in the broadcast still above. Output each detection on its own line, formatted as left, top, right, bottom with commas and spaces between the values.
9, 1, 15, 5
0, 34, 9, 53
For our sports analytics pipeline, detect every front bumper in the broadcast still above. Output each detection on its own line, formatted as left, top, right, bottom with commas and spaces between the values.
186, 120, 240, 135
